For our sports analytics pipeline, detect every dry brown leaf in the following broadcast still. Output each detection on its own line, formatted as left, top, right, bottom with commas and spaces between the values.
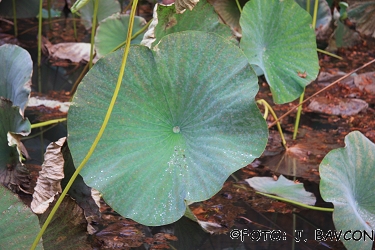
31, 137, 66, 214
44, 39, 99, 63
175, 0, 199, 13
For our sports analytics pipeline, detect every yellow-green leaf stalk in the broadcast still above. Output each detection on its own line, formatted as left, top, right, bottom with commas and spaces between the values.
293, 0, 319, 140
30, 0, 139, 248
257, 99, 287, 149
89, 0, 99, 69
12, 0, 18, 37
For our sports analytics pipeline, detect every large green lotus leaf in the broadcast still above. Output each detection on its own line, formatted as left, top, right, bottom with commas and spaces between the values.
0, 98, 31, 168
79, 0, 121, 29
246, 175, 316, 205
0, 0, 39, 18
0, 44, 32, 114
95, 13, 147, 58
240, 0, 319, 104
0, 184, 43, 249
320, 131, 375, 250
153, 0, 235, 47
68, 31, 268, 226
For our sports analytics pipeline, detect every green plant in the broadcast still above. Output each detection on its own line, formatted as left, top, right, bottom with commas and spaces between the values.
3, 0, 316, 245
2, 0, 375, 249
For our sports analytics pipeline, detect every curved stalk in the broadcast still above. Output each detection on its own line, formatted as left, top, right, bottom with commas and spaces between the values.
257, 99, 287, 149
30, 0, 140, 248
256, 191, 334, 212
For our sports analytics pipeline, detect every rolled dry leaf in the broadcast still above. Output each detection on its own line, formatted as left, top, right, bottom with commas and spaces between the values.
31, 137, 66, 214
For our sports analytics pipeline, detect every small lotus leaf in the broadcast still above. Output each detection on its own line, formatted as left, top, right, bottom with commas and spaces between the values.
68, 31, 267, 226
246, 175, 316, 205
240, 0, 319, 104
95, 13, 147, 58
320, 131, 375, 250
153, 0, 235, 47
79, 0, 121, 29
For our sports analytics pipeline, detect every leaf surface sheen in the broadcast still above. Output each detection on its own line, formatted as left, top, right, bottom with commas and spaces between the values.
240, 0, 319, 104
68, 31, 268, 225
320, 131, 375, 250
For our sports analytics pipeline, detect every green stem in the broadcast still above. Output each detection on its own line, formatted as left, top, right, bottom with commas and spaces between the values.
73, 13, 78, 41
235, 0, 242, 13
89, 0, 99, 69
37, 0, 43, 69
21, 123, 58, 140
12, 0, 18, 37
123, 0, 133, 13
306, 0, 310, 13
257, 99, 287, 149
70, 62, 90, 98
293, 89, 304, 140
256, 192, 334, 212
30, 0, 140, 248
293, 0, 319, 140
30, 118, 67, 129
312, 0, 319, 29
47, 0, 52, 30
111, 19, 151, 52
317, 48, 343, 60
268, 58, 375, 128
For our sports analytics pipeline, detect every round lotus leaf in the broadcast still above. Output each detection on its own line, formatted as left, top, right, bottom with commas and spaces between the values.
153, 0, 235, 47
68, 31, 267, 226
95, 13, 147, 58
240, 0, 319, 104
320, 131, 375, 250
79, 0, 121, 29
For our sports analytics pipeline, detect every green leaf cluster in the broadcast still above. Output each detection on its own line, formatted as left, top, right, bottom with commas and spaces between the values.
68, 0, 320, 226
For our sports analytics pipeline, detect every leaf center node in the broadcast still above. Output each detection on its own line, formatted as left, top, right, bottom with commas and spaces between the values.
173, 126, 180, 133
